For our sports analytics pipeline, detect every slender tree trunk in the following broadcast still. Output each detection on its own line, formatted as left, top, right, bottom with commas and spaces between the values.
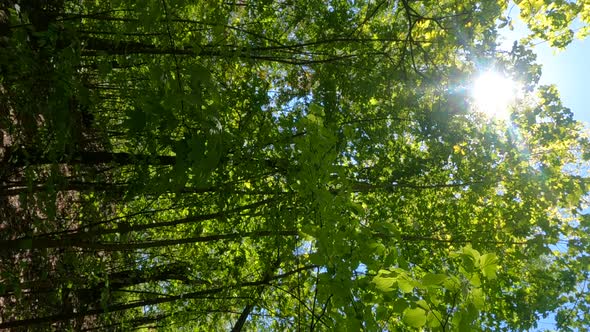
0, 265, 315, 329
0, 181, 218, 197
232, 303, 256, 332
80, 37, 358, 65
68, 198, 275, 238
0, 230, 298, 251
0, 262, 194, 297
231, 265, 276, 332
6, 148, 177, 167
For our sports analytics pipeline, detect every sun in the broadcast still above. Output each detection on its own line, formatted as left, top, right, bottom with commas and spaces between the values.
471, 71, 518, 120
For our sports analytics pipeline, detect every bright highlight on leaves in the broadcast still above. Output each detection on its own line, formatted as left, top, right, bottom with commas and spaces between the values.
480, 253, 499, 280
373, 274, 396, 292
471, 71, 519, 120
403, 307, 428, 327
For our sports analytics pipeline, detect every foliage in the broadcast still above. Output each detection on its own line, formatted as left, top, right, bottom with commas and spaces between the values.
0, 0, 589, 330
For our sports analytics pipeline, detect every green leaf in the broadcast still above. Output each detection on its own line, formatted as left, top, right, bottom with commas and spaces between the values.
421, 273, 447, 286
443, 275, 462, 291
308, 103, 324, 117
308, 253, 325, 266
415, 299, 429, 310
454, 245, 482, 274
189, 63, 212, 88
376, 305, 390, 321
403, 307, 427, 328
462, 245, 481, 264
346, 317, 362, 330
427, 310, 442, 328
391, 299, 409, 313
480, 253, 499, 280
373, 275, 396, 292
397, 276, 415, 293
468, 273, 482, 287
471, 287, 485, 309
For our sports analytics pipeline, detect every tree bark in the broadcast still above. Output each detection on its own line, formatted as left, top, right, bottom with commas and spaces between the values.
0, 265, 315, 329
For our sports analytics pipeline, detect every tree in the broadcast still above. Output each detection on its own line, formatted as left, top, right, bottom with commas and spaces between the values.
0, 0, 589, 330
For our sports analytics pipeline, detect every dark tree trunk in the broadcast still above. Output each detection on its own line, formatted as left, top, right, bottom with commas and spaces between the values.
0, 266, 314, 329
0, 230, 298, 251
5, 148, 177, 167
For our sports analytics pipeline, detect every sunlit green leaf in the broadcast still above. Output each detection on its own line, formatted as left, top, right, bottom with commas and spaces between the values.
480, 253, 499, 280
421, 273, 447, 287
373, 275, 396, 292
403, 307, 427, 328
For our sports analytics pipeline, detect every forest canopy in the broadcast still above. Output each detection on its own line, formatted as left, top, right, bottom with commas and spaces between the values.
1, 0, 589, 330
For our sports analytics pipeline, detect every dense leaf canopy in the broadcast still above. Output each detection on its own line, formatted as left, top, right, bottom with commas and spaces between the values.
1, 0, 589, 330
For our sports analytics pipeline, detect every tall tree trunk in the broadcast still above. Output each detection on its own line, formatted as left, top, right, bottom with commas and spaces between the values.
0, 262, 194, 297
6, 148, 177, 167
0, 230, 298, 251
0, 266, 315, 329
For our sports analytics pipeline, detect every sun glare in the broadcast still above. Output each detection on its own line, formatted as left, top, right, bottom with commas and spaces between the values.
471, 71, 518, 120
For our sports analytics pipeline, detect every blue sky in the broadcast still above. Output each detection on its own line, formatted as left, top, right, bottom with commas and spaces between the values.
500, 7, 590, 125
531, 37, 590, 124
